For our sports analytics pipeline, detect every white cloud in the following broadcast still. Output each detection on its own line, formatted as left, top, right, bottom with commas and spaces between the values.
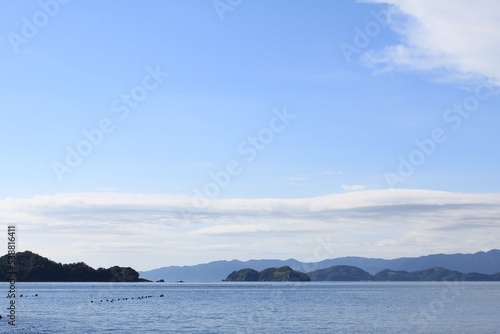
95, 187, 118, 192
197, 244, 242, 251
341, 184, 367, 191
289, 176, 308, 181
323, 171, 342, 175
363, 0, 500, 85
200, 162, 217, 169
1, 189, 499, 269
193, 224, 276, 236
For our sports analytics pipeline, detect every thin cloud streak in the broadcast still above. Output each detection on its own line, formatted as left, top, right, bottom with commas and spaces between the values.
1, 189, 498, 269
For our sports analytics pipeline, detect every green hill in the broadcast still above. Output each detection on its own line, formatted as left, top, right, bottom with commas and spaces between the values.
224, 266, 311, 282
373, 266, 464, 281
224, 268, 260, 281
0, 251, 148, 282
309, 265, 500, 281
308, 265, 372, 281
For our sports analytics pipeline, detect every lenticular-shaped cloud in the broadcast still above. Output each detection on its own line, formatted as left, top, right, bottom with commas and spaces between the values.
1, 190, 498, 269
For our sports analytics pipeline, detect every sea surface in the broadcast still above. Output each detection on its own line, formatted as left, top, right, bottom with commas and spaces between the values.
0, 281, 499, 333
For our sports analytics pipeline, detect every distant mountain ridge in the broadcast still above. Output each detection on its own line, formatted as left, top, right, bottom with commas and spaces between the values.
309, 265, 500, 281
139, 249, 500, 282
315, 249, 500, 275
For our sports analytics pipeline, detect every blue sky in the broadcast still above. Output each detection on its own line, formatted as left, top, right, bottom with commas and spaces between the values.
1, 0, 499, 270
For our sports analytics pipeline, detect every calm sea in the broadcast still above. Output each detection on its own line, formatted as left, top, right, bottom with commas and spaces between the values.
0, 282, 499, 333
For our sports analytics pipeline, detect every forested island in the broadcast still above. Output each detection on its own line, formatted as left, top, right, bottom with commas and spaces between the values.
4, 251, 500, 282
224, 265, 500, 282
223, 266, 311, 281
0, 251, 149, 282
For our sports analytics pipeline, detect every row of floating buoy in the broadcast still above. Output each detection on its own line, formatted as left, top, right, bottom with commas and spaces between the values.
1, 295, 38, 319
90, 294, 164, 303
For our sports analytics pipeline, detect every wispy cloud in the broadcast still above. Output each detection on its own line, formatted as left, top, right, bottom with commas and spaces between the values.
289, 176, 308, 181
363, 0, 500, 85
341, 184, 367, 191
341, 184, 379, 191
199, 162, 217, 169
323, 171, 342, 175
196, 244, 243, 251
193, 224, 278, 236
95, 187, 118, 192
